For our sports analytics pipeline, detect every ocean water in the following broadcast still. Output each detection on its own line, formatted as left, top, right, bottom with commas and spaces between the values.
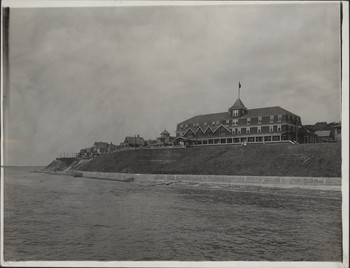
3, 167, 342, 261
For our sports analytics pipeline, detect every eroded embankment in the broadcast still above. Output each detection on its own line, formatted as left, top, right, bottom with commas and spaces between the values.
45, 143, 341, 177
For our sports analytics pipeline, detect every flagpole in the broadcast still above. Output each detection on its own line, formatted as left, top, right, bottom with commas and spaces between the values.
238, 81, 241, 99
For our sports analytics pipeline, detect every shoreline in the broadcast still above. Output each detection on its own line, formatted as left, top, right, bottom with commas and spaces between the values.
38, 170, 341, 191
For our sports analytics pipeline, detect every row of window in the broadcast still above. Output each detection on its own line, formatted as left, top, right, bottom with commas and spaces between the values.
192, 135, 284, 145
185, 125, 291, 138
180, 115, 299, 130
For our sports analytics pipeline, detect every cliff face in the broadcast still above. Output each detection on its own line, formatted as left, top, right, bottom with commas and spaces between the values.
45, 143, 341, 177
44, 158, 92, 172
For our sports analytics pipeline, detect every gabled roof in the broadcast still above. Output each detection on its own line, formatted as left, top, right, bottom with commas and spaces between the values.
228, 98, 247, 110
204, 126, 214, 133
183, 128, 195, 136
178, 106, 300, 125
161, 129, 170, 135
196, 127, 205, 134
213, 124, 232, 133
124, 136, 144, 145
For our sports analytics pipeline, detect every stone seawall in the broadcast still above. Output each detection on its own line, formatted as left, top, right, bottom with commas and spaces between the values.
80, 171, 341, 190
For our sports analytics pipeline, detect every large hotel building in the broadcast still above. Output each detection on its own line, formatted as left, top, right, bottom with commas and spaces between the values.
174, 94, 314, 146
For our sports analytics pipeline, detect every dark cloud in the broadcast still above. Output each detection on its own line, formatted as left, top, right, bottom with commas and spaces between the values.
4, 3, 341, 165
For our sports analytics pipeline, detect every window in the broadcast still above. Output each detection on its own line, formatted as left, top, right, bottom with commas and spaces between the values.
278, 115, 282, 122
256, 137, 263, 142
238, 128, 241, 134
233, 110, 239, 116
180, 124, 183, 130
248, 137, 255, 142
232, 119, 238, 126
277, 125, 281, 132
226, 120, 230, 124
212, 121, 215, 126
258, 117, 262, 124
204, 122, 207, 126
193, 123, 195, 127
273, 135, 280, 141
247, 118, 251, 125
246, 127, 250, 134
185, 124, 188, 128
219, 131, 226, 136
264, 136, 272, 142
216, 121, 219, 125
270, 115, 274, 123
196, 123, 199, 126
257, 126, 261, 133
269, 125, 274, 132
232, 128, 236, 134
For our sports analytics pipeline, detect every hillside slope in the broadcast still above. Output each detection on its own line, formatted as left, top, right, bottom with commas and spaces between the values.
54, 143, 342, 177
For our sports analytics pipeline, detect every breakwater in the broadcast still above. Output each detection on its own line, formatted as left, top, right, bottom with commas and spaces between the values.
79, 171, 341, 190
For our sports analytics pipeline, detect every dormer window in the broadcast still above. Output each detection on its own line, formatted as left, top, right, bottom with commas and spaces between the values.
258, 117, 262, 124
270, 116, 274, 123
233, 110, 239, 117
247, 118, 250, 125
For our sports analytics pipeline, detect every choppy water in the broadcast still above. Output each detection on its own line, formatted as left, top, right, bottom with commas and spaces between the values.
4, 167, 342, 261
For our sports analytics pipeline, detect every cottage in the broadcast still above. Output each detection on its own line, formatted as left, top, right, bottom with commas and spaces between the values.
123, 135, 145, 147
315, 130, 331, 142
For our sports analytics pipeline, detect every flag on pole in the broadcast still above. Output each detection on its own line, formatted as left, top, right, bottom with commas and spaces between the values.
239, 81, 241, 88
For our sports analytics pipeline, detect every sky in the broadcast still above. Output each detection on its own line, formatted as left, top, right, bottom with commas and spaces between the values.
3, 2, 342, 166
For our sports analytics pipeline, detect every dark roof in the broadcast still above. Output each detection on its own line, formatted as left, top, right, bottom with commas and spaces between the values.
93, 142, 109, 149
124, 136, 144, 145
331, 124, 341, 128
228, 98, 247, 110
178, 106, 300, 125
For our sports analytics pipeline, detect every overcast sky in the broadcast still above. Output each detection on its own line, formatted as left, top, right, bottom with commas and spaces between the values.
3, 2, 342, 166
